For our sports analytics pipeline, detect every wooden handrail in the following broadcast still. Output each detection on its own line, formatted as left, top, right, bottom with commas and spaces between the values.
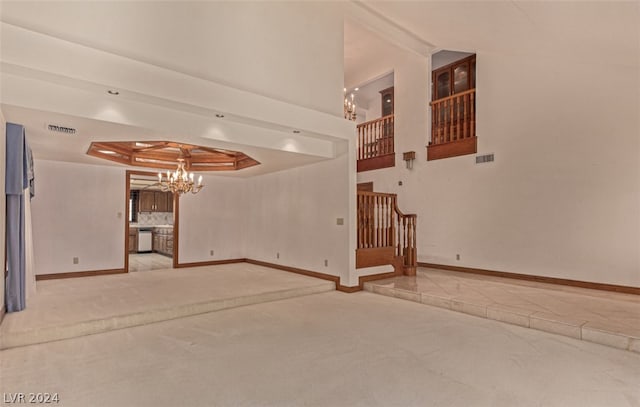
428, 88, 476, 105
357, 191, 417, 271
356, 114, 394, 162
430, 88, 475, 146
357, 114, 395, 128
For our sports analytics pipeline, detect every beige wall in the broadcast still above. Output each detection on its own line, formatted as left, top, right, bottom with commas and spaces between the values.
30, 160, 126, 275
246, 153, 352, 285
178, 175, 249, 264
358, 50, 640, 287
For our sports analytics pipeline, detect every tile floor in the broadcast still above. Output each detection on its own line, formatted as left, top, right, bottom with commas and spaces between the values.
128, 253, 173, 272
1, 291, 639, 407
365, 267, 640, 352
0, 263, 335, 349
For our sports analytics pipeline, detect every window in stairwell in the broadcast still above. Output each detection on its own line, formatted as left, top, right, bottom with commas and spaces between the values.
428, 52, 477, 161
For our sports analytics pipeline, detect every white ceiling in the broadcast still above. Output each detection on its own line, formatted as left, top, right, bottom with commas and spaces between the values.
1, 105, 327, 178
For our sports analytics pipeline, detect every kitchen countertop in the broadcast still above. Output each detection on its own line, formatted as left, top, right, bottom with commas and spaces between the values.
129, 224, 174, 228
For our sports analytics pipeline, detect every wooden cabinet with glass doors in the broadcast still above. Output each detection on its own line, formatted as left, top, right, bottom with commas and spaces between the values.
429, 54, 477, 160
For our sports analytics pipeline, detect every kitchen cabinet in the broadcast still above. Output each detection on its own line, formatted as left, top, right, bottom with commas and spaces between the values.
432, 54, 476, 101
139, 191, 173, 212
152, 227, 174, 257
128, 228, 138, 253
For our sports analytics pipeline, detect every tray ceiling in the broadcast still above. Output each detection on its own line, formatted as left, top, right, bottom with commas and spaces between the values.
87, 141, 260, 171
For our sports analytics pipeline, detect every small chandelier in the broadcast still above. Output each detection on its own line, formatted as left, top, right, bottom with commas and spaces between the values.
344, 88, 356, 121
158, 158, 204, 195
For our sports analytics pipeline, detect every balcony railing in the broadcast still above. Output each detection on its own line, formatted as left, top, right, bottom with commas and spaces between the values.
356, 114, 395, 172
428, 89, 477, 160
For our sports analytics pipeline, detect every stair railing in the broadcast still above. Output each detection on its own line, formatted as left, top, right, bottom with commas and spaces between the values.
357, 191, 417, 272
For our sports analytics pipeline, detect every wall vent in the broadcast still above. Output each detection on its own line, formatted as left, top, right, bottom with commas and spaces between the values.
475, 153, 494, 164
47, 124, 76, 134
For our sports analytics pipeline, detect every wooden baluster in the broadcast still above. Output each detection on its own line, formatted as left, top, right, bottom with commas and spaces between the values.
455, 95, 461, 141
370, 122, 374, 157
383, 197, 387, 245
412, 217, 417, 267
357, 125, 361, 160
402, 215, 407, 265
439, 102, 444, 144
372, 121, 376, 158
386, 117, 389, 155
365, 194, 369, 248
432, 103, 437, 145
369, 194, 374, 248
376, 195, 381, 247
359, 125, 363, 160
383, 117, 387, 154
373, 195, 377, 247
386, 196, 391, 246
435, 103, 440, 144
449, 98, 454, 143
360, 194, 364, 248
375, 120, 380, 157
436, 103, 439, 144
397, 212, 401, 257
382, 196, 387, 246
362, 194, 367, 248
357, 194, 360, 248
434, 102, 439, 144
364, 124, 368, 159
383, 117, 387, 155
360, 194, 364, 249
364, 124, 368, 158
463, 94, 468, 139
391, 116, 395, 153
435, 103, 439, 144
470, 92, 475, 138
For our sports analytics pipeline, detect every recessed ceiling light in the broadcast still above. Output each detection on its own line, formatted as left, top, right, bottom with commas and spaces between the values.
98, 150, 117, 155
354, 87, 359, 91
107, 90, 120, 95
215, 114, 225, 118
293, 130, 301, 134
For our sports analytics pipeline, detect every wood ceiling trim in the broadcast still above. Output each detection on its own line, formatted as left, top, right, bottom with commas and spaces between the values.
87, 141, 260, 171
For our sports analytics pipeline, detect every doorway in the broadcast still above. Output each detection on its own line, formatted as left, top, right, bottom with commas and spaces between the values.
125, 170, 179, 272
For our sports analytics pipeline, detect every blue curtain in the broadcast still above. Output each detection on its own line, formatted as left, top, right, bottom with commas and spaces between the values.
6, 122, 33, 313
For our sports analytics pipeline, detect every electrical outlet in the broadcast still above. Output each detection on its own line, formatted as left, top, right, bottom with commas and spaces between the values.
210, 250, 214, 256
73, 257, 79, 264
277, 252, 280, 259
324, 259, 329, 267
456, 254, 460, 261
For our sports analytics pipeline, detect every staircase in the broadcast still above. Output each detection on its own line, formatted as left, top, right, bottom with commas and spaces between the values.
356, 191, 417, 276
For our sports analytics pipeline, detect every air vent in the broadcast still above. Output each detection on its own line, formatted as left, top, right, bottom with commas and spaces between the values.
475, 153, 495, 164
47, 124, 76, 134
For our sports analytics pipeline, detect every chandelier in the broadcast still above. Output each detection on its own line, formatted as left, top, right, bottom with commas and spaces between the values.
158, 158, 204, 195
344, 88, 356, 121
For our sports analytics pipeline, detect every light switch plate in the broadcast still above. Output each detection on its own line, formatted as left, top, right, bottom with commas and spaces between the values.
336, 218, 344, 225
